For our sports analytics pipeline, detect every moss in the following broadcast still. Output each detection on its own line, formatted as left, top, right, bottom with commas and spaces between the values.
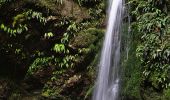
121, 48, 142, 100
69, 28, 104, 49
121, 23, 142, 100
72, 33, 96, 48
140, 88, 170, 100
162, 89, 170, 100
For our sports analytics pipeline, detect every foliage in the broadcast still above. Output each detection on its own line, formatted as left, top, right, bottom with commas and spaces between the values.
44, 32, 54, 39
38, 19, 81, 97
120, 21, 142, 100
88, 1, 105, 20
13, 9, 47, 26
27, 57, 53, 75
24, 10, 47, 25
84, 85, 94, 100
0, 10, 47, 37
0, 0, 14, 7
0, 23, 28, 36
129, 0, 170, 90
53, 44, 65, 53
0, 0, 106, 99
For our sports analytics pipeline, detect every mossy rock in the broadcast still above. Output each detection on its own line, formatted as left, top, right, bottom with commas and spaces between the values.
69, 28, 104, 49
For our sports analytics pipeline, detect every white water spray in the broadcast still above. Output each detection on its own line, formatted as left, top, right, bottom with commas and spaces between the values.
93, 0, 124, 100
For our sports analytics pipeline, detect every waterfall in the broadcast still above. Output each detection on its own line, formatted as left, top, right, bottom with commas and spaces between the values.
93, 0, 124, 100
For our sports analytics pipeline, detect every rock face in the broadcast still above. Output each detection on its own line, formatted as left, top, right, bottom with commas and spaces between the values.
39, 28, 104, 100
0, 0, 105, 99
60, 0, 90, 22
27, 0, 90, 22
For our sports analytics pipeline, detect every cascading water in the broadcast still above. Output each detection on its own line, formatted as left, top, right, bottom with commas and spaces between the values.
93, 0, 124, 100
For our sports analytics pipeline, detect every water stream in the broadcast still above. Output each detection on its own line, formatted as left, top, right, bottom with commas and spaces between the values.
93, 0, 124, 100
